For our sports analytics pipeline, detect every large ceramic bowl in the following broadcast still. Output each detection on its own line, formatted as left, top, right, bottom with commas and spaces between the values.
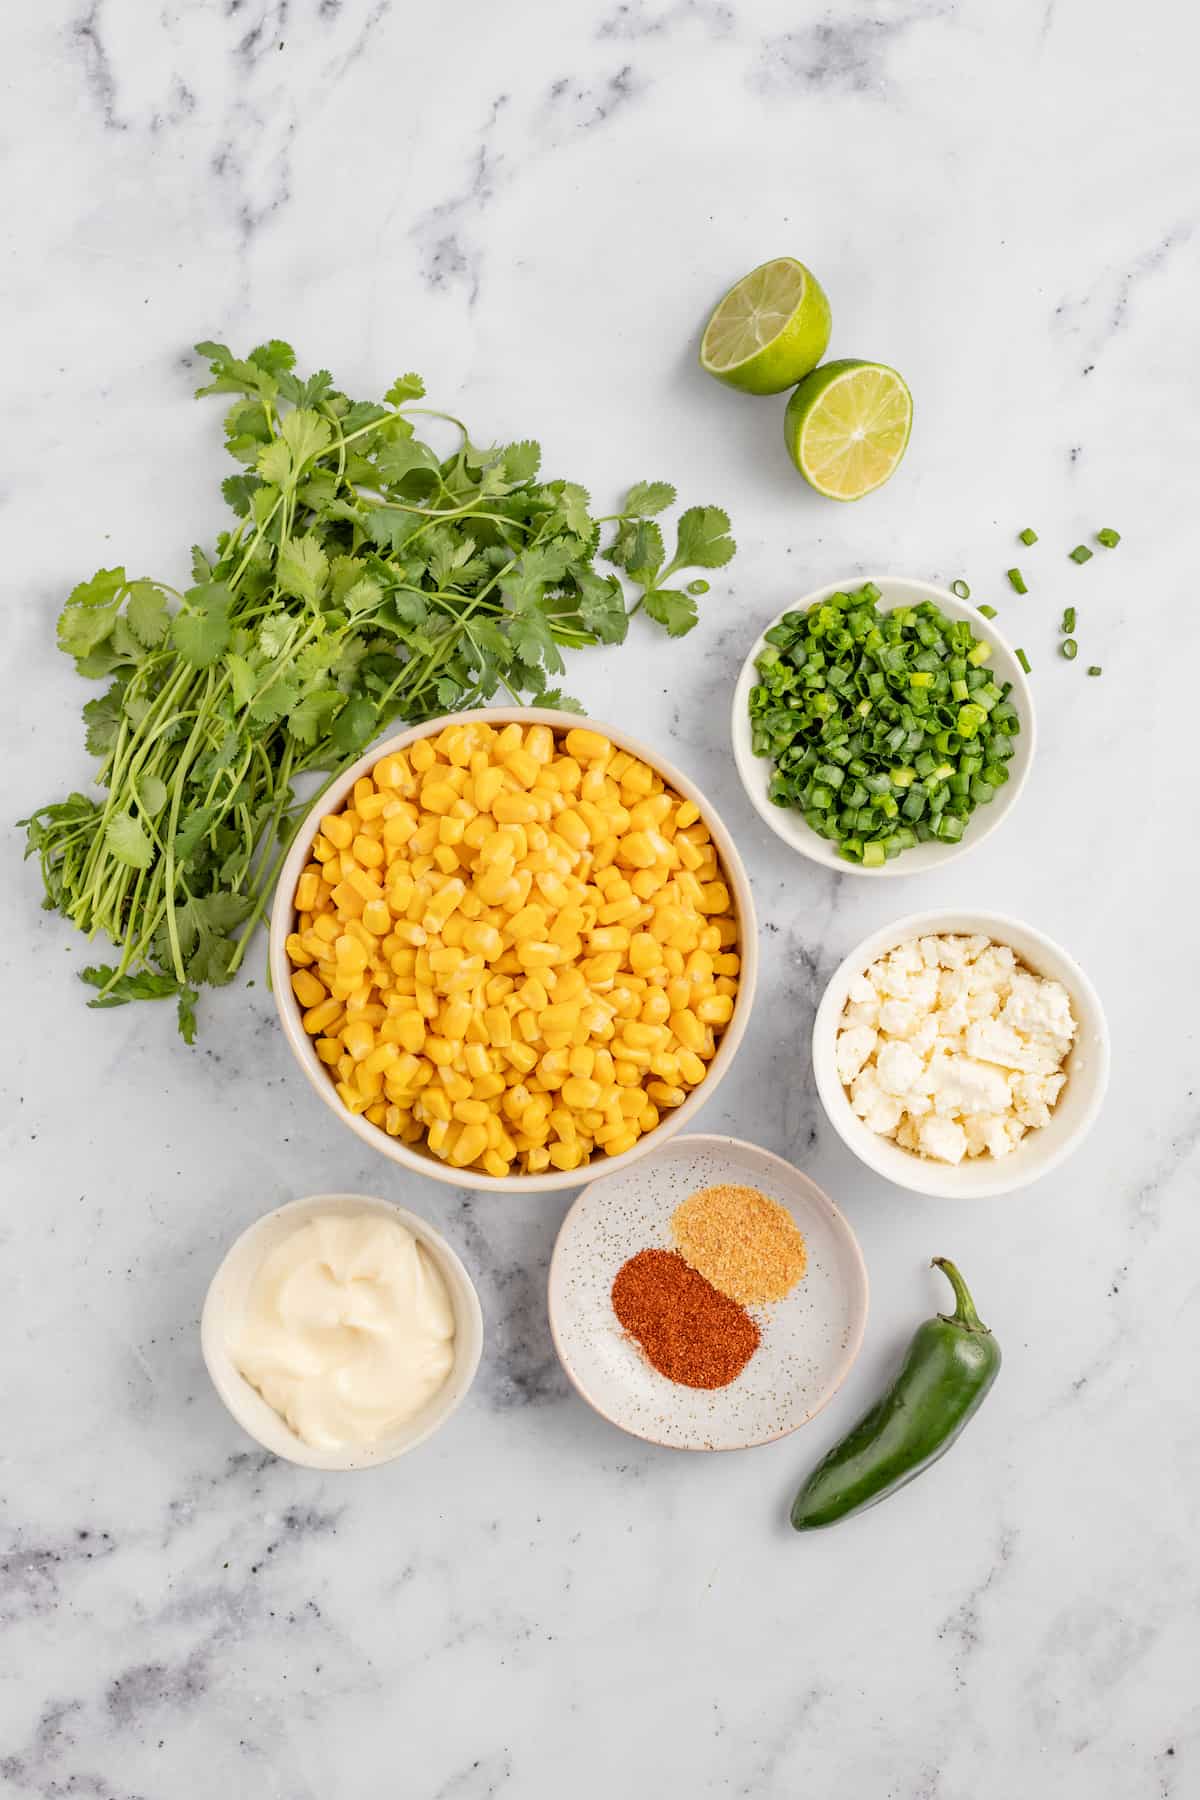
731, 576, 1036, 876
269, 709, 758, 1193
812, 909, 1109, 1198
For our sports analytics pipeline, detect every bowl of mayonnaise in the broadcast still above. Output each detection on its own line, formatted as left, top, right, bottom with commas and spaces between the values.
201, 1193, 484, 1470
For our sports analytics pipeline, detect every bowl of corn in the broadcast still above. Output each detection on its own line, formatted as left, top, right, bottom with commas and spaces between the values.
269, 709, 758, 1192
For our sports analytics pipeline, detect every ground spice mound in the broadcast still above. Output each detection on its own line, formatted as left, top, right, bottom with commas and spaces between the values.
611, 1249, 760, 1389
671, 1184, 807, 1305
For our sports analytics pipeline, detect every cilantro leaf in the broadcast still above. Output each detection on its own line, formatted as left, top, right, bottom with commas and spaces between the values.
249, 677, 300, 725
622, 481, 676, 517
226, 652, 258, 708
642, 588, 699, 637
256, 440, 292, 486
177, 987, 199, 1044
507, 609, 565, 676
575, 570, 629, 645
555, 482, 593, 536
276, 536, 329, 606
287, 688, 342, 746
279, 407, 333, 471
137, 774, 168, 816
626, 520, 664, 585
672, 506, 735, 570
82, 686, 126, 756
374, 437, 439, 484
81, 965, 187, 1008
501, 441, 542, 484
126, 582, 169, 646
258, 616, 294, 660
331, 696, 378, 754
174, 806, 219, 865
384, 372, 426, 404
248, 339, 297, 377
106, 811, 155, 869
535, 688, 586, 714
221, 473, 261, 518
172, 584, 232, 667
66, 567, 127, 608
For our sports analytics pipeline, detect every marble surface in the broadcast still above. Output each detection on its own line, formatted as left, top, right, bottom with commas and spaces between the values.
2, 0, 1198, 1793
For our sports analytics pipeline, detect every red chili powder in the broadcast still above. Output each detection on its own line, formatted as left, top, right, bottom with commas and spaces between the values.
611, 1248, 760, 1389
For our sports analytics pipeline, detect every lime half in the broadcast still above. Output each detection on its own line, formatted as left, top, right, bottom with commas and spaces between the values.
784, 359, 912, 500
700, 258, 832, 396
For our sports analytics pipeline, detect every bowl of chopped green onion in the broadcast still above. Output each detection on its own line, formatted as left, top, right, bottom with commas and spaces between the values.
731, 578, 1035, 874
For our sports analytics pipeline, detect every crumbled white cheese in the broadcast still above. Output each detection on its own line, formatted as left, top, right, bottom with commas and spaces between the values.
836, 933, 1076, 1165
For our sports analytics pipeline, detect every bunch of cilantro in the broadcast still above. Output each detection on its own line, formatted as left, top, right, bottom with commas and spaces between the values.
22, 339, 736, 1040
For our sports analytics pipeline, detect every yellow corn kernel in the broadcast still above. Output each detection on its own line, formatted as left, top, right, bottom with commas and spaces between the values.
516, 1009, 541, 1044
329, 880, 365, 919
321, 812, 354, 850
504, 1042, 538, 1074
437, 997, 471, 1041
315, 1036, 341, 1065
697, 993, 734, 1025
294, 871, 320, 914
649, 1080, 688, 1109
649, 1050, 680, 1083
560, 1075, 600, 1111
564, 728, 611, 764
670, 1009, 707, 1053
302, 997, 342, 1035
601, 1129, 638, 1157
548, 1140, 584, 1171
674, 799, 700, 829
485, 1005, 512, 1047
290, 968, 325, 1009
461, 921, 503, 961
713, 953, 740, 976
424, 1035, 462, 1067
450, 1098, 489, 1127
473, 1072, 506, 1101
676, 1048, 707, 1086
491, 791, 538, 825
335, 1080, 371, 1115
482, 1150, 512, 1178
363, 1043, 399, 1077
342, 1019, 375, 1062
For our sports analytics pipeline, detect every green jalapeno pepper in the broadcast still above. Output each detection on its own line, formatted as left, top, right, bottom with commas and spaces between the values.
791, 1258, 1000, 1531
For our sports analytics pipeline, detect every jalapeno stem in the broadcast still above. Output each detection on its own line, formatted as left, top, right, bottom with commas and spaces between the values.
931, 1257, 989, 1333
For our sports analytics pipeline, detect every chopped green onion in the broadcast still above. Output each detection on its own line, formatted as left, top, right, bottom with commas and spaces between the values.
1061, 638, 1078, 660
1018, 527, 1038, 546
1061, 606, 1076, 633
746, 583, 1020, 866
977, 603, 998, 619
1007, 568, 1028, 594
1096, 528, 1121, 548
1087, 665, 1103, 676
1069, 545, 1093, 564
951, 579, 971, 599
1016, 647, 1032, 674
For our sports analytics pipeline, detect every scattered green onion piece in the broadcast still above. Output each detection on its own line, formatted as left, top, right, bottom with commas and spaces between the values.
951, 579, 971, 599
977, 603, 997, 619
1061, 638, 1078, 660
1096, 528, 1121, 548
1016, 647, 1032, 674
1018, 527, 1038, 546
968, 641, 992, 666
1087, 665, 1102, 676
1007, 568, 1028, 594
1061, 606, 1076, 633
1069, 545, 1093, 564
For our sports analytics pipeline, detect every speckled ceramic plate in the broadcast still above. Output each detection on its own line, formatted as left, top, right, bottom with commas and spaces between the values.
547, 1134, 869, 1451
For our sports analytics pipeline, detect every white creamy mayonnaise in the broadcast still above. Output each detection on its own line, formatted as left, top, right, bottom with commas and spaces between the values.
233, 1212, 456, 1449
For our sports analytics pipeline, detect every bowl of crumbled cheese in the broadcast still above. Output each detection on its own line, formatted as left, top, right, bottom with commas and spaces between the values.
812, 910, 1109, 1197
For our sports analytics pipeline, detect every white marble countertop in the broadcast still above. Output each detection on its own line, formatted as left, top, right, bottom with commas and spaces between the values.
3, 1, 1198, 1794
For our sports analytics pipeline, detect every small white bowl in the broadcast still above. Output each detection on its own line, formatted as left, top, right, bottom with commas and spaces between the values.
813, 911, 1109, 1198
270, 708, 758, 1193
548, 1133, 869, 1451
730, 576, 1036, 876
200, 1193, 483, 1470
